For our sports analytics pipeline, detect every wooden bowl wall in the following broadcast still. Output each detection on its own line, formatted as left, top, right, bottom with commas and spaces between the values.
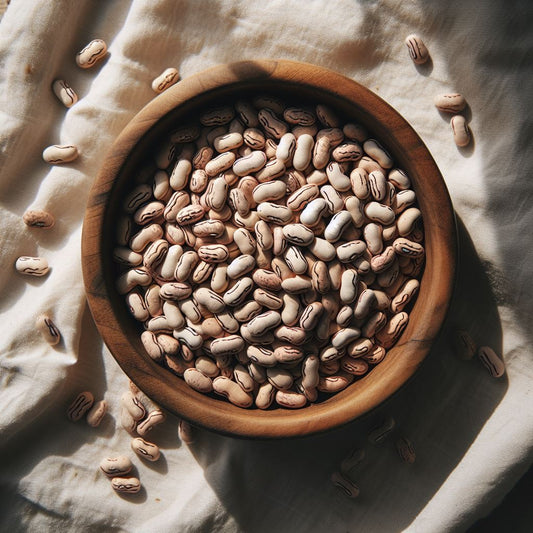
82, 60, 456, 439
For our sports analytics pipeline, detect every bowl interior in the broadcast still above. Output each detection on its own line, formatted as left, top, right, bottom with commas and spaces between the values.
83, 60, 456, 438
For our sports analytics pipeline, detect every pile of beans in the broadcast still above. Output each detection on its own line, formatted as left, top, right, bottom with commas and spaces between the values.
113, 95, 425, 410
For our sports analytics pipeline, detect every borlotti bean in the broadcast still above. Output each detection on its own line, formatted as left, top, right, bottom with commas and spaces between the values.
131, 437, 161, 461
76, 39, 107, 68
136, 409, 166, 436
111, 477, 141, 494
451, 115, 472, 147
152, 67, 180, 93
100, 456, 133, 477
67, 391, 94, 422
113, 96, 426, 409
405, 34, 430, 65
15, 255, 50, 277
52, 79, 78, 107
121, 391, 146, 421
434, 93, 467, 114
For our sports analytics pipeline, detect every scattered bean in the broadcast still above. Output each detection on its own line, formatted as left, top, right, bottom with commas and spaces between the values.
434, 93, 466, 114
111, 477, 141, 494
131, 437, 161, 461
100, 456, 133, 477
52, 79, 78, 107
478, 345, 505, 377
405, 34, 429, 65
136, 409, 166, 436
121, 391, 147, 421
42, 144, 78, 164
76, 39, 107, 68
67, 391, 94, 422
152, 67, 179, 93
451, 115, 471, 147
86, 400, 107, 427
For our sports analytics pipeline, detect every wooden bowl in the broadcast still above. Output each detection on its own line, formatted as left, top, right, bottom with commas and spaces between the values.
82, 60, 456, 438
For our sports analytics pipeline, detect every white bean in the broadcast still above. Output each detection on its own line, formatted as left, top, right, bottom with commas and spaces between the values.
86, 400, 107, 427
52, 79, 78, 107
42, 144, 78, 164
434, 93, 466, 114
451, 115, 471, 147
67, 391, 94, 422
131, 437, 161, 461
364, 140, 393, 169
152, 67, 179, 93
324, 210, 353, 242
76, 39, 107, 68
340, 269, 359, 304
405, 34, 429, 65
100, 456, 132, 477
326, 161, 351, 191
300, 197, 328, 226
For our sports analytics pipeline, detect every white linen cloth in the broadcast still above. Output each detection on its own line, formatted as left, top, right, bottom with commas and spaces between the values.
0, 0, 532, 531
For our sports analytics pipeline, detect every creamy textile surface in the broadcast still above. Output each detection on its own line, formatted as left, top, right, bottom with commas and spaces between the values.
0, 0, 532, 531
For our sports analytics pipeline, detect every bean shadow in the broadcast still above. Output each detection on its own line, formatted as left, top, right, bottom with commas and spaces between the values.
182, 216, 505, 533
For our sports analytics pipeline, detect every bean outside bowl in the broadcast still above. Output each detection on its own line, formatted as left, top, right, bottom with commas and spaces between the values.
82, 60, 456, 439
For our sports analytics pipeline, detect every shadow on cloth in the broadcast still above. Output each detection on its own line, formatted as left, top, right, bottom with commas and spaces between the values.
0, 304, 108, 515
184, 217, 506, 532
416, 0, 533, 345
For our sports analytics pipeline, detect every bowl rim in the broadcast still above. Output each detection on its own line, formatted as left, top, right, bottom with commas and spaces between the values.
82, 59, 456, 439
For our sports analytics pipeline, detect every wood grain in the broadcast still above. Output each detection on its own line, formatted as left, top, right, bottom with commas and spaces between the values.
82, 60, 456, 439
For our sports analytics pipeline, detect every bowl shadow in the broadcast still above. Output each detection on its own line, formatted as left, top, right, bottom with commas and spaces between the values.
181, 215, 506, 533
